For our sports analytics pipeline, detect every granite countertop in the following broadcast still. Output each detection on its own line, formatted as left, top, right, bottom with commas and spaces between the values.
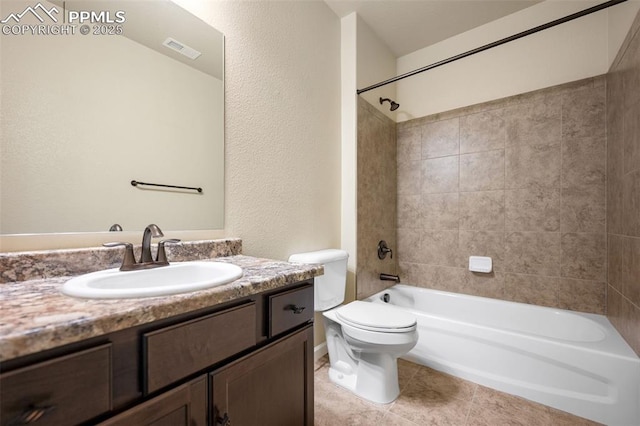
0, 255, 322, 362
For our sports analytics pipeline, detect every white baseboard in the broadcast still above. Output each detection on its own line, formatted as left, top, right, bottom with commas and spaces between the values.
314, 342, 328, 362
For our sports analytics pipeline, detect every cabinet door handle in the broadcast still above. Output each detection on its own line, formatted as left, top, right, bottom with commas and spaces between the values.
216, 413, 231, 426
9, 405, 55, 425
286, 304, 306, 314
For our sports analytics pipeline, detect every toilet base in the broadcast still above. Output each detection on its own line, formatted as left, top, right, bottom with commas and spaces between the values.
327, 352, 401, 404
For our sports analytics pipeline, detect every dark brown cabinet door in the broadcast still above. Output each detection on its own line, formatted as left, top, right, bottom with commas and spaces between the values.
99, 376, 207, 426
211, 325, 314, 426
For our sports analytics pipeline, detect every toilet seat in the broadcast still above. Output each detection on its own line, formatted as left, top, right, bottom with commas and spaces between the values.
335, 301, 416, 333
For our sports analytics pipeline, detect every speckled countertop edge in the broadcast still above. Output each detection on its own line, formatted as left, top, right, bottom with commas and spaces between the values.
0, 255, 323, 361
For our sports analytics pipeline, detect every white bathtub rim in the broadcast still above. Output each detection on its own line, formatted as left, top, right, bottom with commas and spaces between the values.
367, 284, 638, 360
365, 284, 640, 425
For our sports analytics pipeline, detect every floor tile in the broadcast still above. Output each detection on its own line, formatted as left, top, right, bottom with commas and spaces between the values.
314, 358, 600, 425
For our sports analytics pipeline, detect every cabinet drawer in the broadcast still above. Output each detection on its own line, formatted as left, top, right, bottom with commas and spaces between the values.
0, 343, 112, 426
269, 284, 314, 337
144, 302, 256, 394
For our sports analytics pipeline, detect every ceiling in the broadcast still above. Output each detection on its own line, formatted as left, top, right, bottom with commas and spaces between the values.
51, 0, 223, 79
324, 0, 542, 57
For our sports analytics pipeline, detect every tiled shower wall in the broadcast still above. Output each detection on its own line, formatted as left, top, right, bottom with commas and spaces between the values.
357, 98, 398, 299
607, 12, 640, 355
395, 77, 608, 314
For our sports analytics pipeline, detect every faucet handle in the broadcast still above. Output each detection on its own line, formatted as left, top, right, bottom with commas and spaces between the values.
156, 239, 181, 264
103, 242, 137, 271
377, 240, 393, 260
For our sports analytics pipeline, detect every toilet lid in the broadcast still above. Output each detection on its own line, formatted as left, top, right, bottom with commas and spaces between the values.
335, 301, 416, 332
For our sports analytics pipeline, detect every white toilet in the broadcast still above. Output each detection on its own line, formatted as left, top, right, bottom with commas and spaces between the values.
289, 249, 418, 404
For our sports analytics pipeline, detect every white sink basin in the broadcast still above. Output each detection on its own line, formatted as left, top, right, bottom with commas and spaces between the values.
62, 261, 243, 299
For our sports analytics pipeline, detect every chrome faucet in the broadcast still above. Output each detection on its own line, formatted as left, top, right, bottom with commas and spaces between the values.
104, 224, 180, 271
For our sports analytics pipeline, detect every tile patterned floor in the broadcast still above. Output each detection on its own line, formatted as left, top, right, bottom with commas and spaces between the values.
314, 356, 600, 425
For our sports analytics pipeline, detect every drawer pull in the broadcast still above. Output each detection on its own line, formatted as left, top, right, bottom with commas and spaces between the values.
216, 412, 231, 426
9, 405, 55, 425
286, 304, 306, 314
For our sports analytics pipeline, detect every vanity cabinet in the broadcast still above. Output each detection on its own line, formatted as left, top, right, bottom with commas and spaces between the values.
0, 281, 314, 426
99, 376, 208, 426
211, 325, 313, 426
0, 344, 112, 425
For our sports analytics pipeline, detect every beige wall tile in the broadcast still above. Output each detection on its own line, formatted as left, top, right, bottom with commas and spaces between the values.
505, 187, 560, 232
421, 230, 462, 267
460, 109, 507, 154
459, 230, 504, 272
561, 232, 607, 281
622, 236, 640, 307
397, 228, 421, 264
504, 273, 559, 307
397, 160, 420, 195
561, 135, 606, 233
620, 32, 640, 111
561, 136, 606, 190
557, 278, 606, 314
357, 99, 397, 300
397, 125, 421, 164
607, 286, 640, 355
560, 188, 606, 233
459, 191, 505, 231
607, 16, 640, 355
422, 156, 459, 194
622, 170, 640, 237
505, 97, 562, 146
504, 232, 561, 276
419, 264, 467, 292
393, 75, 615, 316
398, 261, 427, 287
463, 270, 505, 299
397, 194, 422, 229
421, 118, 459, 159
608, 234, 625, 291
460, 150, 505, 191
607, 127, 625, 235
561, 86, 606, 139
423, 193, 459, 230
505, 141, 561, 189
607, 70, 624, 139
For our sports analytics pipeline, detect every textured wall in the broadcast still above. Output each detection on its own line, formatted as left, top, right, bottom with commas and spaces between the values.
607, 10, 640, 355
1, 26, 222, 234
396, 76, 607, 314
356, 98, 397, 299
204, 1, 342, 261
1, 1, 343, 259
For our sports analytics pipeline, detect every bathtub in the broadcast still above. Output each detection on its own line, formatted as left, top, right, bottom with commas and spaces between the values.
366, 284, 640, 425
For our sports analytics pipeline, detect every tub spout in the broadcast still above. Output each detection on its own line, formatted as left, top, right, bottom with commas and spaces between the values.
380, 273, 400, 283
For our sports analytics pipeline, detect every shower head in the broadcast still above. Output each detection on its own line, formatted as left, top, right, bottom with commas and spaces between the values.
379, 97, 400, 111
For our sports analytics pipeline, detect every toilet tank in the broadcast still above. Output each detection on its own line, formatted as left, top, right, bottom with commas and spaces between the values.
288, 249, 349, 312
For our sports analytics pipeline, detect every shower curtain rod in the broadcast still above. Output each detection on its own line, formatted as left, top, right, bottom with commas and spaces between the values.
356, 0, 628, 95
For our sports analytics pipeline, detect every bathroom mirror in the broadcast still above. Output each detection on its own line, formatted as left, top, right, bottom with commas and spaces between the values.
0, 0, 224, 234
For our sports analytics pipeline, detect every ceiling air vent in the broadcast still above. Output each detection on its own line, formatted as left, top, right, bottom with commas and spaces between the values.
162, 37, 201, 60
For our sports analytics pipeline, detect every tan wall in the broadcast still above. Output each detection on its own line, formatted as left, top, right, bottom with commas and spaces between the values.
606, 9, 640, 355
396, 1, 610, 121
396, 76, 607, 314
1, 3, 223, 235
1, 1, 343, 262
